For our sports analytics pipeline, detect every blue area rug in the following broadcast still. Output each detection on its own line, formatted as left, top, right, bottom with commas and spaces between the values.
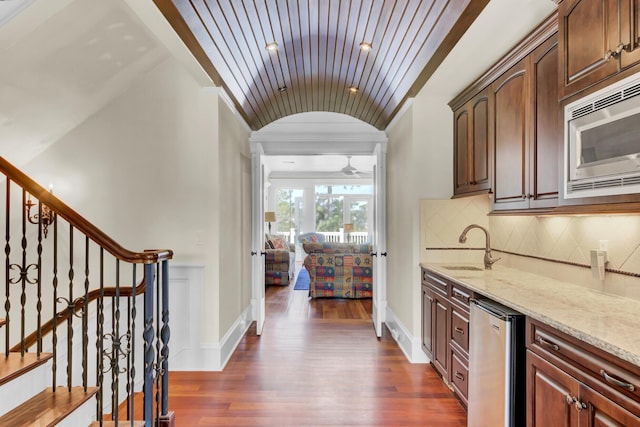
293, 268, 310, 290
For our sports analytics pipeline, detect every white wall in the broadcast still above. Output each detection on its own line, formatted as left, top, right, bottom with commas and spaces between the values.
21, 56, 251, 363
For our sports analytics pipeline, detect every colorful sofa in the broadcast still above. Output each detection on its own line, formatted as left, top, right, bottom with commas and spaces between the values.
302, 242, 373, 299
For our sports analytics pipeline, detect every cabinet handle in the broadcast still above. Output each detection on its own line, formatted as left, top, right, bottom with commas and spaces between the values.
616, 43, 629, 54
574, 400, 586, 412
452, 290, 467, 299
454, 327, 465, 335
605, 49, 619, 60
521, 193, 527, 199
600, 369, 636, 392
536, 335, 560, 352
565, 394, 575, 405
454, 371, 464, 381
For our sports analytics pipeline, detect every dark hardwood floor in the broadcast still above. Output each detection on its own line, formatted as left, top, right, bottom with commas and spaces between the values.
168, 285, 467, 426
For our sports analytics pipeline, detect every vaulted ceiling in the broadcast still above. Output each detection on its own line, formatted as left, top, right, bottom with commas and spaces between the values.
154, 0, 489, 130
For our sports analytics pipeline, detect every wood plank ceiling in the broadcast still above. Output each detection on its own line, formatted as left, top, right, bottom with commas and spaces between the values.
154, 0, 489, 130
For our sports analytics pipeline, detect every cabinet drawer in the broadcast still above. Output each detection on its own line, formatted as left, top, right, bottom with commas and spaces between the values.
451, 283, 471, 308
424, 270, 449, 297
450, 349, 469, 405
451, 307, 469, 354
527, 319, 640, 403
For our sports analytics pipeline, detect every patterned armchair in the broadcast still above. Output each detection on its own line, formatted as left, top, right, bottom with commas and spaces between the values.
302, 242, 373, 299
265, 234, 295, 286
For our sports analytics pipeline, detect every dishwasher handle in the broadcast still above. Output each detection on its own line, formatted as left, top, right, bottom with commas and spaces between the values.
471, 298, 508, 320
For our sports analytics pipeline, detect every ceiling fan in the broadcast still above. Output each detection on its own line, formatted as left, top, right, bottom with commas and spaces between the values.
340, 156, 372, 178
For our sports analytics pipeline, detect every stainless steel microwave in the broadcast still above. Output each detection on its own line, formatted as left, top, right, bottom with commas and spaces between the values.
564, 72, 640, 199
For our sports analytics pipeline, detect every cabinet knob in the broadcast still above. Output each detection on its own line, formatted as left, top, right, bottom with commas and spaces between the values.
574, 400, 586, 412
605, 49, 619, 60
565, 394, 575, 405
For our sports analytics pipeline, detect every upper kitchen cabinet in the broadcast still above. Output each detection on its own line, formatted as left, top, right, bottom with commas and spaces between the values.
492, 35, 560, 211
492, 59, 530, 210
452, 88, 491, 197
559, 0, 640, 99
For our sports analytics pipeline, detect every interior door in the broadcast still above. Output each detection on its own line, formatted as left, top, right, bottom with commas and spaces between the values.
373, 146, 387, 337
251, 150, 266, 335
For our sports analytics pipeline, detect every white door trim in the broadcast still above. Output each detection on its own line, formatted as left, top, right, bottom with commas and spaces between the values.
250, 144, 266, 335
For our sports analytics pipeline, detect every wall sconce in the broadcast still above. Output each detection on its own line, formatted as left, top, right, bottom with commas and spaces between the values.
25, 185, 55, 238
264, 211, 276, 234
344, 223, 354, 243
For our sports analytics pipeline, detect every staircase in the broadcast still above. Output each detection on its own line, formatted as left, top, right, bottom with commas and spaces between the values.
0, 157, 174, 426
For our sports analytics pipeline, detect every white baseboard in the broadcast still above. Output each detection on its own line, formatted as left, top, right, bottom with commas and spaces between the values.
170, 304, 252, 371
385, 306, 430, 364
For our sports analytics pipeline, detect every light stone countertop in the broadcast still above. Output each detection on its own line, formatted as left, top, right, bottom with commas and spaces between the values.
422, 262, 640, 368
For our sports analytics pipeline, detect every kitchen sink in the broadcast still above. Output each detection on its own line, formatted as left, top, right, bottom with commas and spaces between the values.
442, 265, 484, 271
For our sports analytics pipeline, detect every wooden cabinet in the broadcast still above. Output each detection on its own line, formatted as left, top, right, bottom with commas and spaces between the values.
559, 0, 640, 99
526, 318, 640, 426
453, 88, 491, 196
492, 35, 560, 211
421, 268, 472, 405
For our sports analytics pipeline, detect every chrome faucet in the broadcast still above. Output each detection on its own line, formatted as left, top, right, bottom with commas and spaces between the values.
458, 224, 501, 270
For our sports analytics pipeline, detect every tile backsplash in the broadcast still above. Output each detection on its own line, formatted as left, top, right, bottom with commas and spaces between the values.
420, 195, 640, 300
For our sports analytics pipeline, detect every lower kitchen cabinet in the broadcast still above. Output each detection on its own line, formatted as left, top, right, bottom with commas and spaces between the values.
526, 318, 640, 426
422, 268, 472, 405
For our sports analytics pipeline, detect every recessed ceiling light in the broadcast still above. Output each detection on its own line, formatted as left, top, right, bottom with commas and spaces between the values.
278, 85, 288, 93
349, 86, 359, 93
265, 42, 278, 51
359, 41, 372, 51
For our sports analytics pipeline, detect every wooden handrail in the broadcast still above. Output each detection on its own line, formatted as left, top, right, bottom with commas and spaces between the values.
11, 280, 147, 353
0, 157, 173, 264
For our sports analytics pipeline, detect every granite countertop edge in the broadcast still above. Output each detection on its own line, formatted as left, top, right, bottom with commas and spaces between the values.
421, 262, 640, 368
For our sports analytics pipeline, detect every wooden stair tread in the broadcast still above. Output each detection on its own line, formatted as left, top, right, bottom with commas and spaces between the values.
0, 386, 97, 426
90, 422, 146, 426
0, 352, 53, 386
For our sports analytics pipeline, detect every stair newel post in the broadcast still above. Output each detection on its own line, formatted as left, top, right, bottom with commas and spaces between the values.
4, 179, 10, 357
160, 259, 170, 418
143, 262, 155, 427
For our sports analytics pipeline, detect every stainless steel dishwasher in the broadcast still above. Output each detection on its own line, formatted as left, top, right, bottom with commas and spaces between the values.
468, 298, 526, 427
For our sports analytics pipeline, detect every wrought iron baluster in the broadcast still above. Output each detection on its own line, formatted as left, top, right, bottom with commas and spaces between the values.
19, 189, 27, 355
160, 259, 170, 417
36, 201, 43, 355
126, 290, 132, 421
82, 236, 89, 391
112, 260, 121, 422
4, 179, 10, 356
96, 248, 104, 422
52, 216, 58, 389
127, 264, 137, 420
155, 262, 161, 423
143, 263, 155, 425
67, 225, 74, 391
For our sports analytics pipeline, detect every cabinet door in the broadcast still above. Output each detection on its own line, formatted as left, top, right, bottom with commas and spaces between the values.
559, 0, 620, 99
529, 35, 560, 209
432, 296, 449, 378
621, 0, 640, 68
527, 351, 580, 427
454, 107, 471, 194
471, 92, 490, 192
453, 90, 491, 196
492, 59, 529, 210
579, 384, 640, 426
422, 286, 434, 358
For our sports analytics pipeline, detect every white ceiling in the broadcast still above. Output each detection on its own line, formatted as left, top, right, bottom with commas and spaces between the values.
0, 0, 168, 166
